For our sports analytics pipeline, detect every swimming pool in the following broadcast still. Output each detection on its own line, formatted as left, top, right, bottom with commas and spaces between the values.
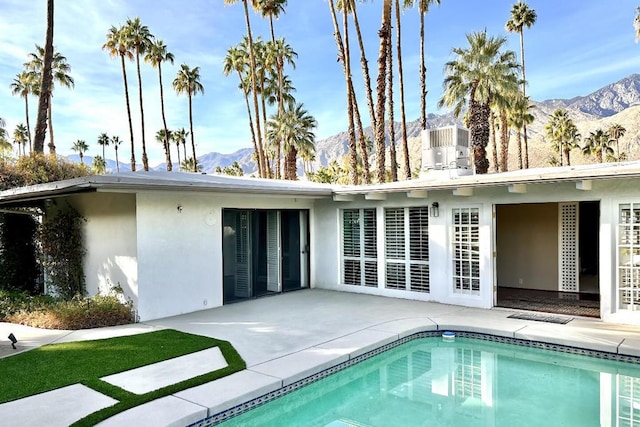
213, 334, 640, 426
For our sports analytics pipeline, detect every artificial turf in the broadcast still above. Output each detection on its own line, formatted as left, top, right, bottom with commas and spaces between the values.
0, 329, 246, 426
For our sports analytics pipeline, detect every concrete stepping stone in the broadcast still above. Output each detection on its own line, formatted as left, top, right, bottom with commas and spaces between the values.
0, 384, 117, 426
101, 347, 227, 394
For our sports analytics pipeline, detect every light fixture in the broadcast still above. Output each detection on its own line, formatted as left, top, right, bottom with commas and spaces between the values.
177, 204, 183, 213
430, 202, 439, 217
8, 333, 17, 350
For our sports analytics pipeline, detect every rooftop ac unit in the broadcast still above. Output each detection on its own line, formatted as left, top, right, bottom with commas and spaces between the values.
421, 126, 471, 176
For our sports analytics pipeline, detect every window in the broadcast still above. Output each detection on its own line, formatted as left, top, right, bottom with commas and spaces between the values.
384, 207, 430, 292
342, 209, 377, 287
618, 204, 640, 311
452, 207, 480, 295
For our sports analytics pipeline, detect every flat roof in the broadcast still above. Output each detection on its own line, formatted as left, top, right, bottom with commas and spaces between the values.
1, 161, 640, 207
0, 171, 334, 206
332, 161, 640, 195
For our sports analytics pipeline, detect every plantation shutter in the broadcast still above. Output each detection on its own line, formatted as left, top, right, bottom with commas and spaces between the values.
385, 208, 406, 289
342, 209, 377, 287
558, 202, 579, 292
618, 204, 640, 310
235, 211, 251, 298
266, 211, 280, 293
452, 207, 480, 295
409, 207, 430, 292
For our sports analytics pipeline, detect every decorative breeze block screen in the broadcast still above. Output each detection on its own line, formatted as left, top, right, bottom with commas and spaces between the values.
619, 204, 640, 310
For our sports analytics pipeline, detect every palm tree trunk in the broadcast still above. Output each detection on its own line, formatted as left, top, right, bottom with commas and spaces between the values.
47, 98, 55, 154
419, 9, 427, 130
517, 130, 523, 169
469, 98, 491, 174
386, 18, 397, 183
329, 0, 358, 185
519, 29, 529, 169
490, 110, 498, 173
500, 109, 509, 172
188, 92, 197, 172
24, 97, 32, 152
33, 0, 54, 154
174, 143, 180, 168
350, 0, 377, 138
158, 65, 172, 171
120, 54, 136, 171
565, 148, 571, 166
375, 0, 392, 183
239, 71, 260, 177
350, 86, 371, 184
395, 0, 410, 180
260, 87, 272, 178
115, 147, 120, 172
79, 152, 84, 164
182, 141, 187, 164
242, 0, 266, 178
136, 49, 148, 171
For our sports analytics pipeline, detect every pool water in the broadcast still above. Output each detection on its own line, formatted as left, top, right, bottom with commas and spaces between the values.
218, 337, 640, 426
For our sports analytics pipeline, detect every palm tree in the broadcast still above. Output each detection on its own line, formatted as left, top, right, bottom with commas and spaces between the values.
181, 157, 202, 173
92, 155, 107, 174
582, 129, 614, 163
125, 17, 153, 171
173, 127, 189, 169
439, 31, 520, 174
508, 93, 534, 169
608, 123, 626, 162
386, 8, 398, 182
173, 64, 204, 172
374, 0, 393, 183
412, 0, 441, 131
25, 45, 74, 154
155, 129, 173, 170
13, 123, 29, 157
329, 0, 358, 185
266, 103, 317, 180
111, 135, 122, 172
10, 71, 38, 151
506, 1, 536, 168
396, 0, 411, 180
145, 38, 175, 172
346, 0, 377, 151
71, 139, 89, 164
0, 120, 10, 158
545, 108, 570, 166
224, 44, 262, 176
103, 25, 136, 171
635, 6, 640, 42
224, 0, 266, 178
33, 0, 54, 154
97, 132, 109, 159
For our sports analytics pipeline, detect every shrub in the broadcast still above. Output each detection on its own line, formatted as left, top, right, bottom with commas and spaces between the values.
0, 153, 89, 190
2, 293, 135, 330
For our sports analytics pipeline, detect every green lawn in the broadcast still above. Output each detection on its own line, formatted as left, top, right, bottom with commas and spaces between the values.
0, 329, 245, 426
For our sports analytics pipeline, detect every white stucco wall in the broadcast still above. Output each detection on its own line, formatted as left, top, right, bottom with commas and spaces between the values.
70, 193, 138, 306
135, 191, 315, 321
312, 177, 640, 325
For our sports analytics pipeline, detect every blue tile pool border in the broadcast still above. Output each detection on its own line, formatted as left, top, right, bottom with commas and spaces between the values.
188, 330, 640, 426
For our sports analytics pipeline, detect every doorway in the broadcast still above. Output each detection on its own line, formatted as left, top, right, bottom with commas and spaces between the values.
495, 201, 600, 317
222, 209, 309, 303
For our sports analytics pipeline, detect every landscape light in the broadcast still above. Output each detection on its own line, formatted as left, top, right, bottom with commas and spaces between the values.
8, 333, 17, 350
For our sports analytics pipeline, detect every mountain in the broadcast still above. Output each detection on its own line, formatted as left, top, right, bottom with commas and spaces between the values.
80, 73, 640, 175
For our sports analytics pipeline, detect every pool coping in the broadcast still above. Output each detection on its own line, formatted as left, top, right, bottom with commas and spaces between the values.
177, 318, 640, 427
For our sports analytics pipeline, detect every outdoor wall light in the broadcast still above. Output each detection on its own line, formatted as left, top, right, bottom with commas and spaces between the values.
430, 202, 440, 217
8, 333, 17, 349
177, 204, 183, 213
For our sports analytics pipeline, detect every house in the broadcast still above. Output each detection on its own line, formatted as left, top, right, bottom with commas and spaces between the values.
1, 159, 640, 325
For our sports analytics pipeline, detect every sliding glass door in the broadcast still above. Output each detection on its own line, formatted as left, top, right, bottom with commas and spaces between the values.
223, 209, 309, 303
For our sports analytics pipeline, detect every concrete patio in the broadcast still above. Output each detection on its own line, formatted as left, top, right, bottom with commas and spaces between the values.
2, 289, 640, 426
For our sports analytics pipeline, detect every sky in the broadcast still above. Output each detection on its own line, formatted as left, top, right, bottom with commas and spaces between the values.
1, 0, 639, 167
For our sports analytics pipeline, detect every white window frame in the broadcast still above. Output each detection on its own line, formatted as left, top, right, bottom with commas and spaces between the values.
452, 207, 480, 295
383, 207, 430, 293
618, 203, 640, 311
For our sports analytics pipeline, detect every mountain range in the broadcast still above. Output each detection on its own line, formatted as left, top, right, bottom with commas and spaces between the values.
72, 73, 640, 174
